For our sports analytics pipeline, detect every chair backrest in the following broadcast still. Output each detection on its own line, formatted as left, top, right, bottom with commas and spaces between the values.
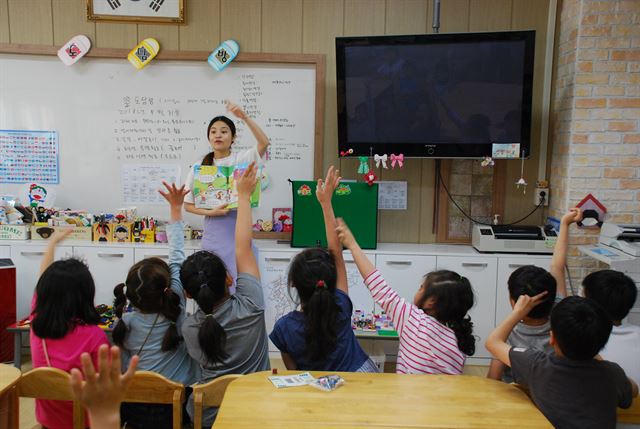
191, 374, 242, 429
123, 370, 185, 429
618, 397, 640, 425
17, 367, 84, 429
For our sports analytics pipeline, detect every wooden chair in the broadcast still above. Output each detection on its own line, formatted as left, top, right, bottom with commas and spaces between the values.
618, 397, 640, 425
191, 375, 242, 429
122, 370, 185, 429
13, 367, 84, 429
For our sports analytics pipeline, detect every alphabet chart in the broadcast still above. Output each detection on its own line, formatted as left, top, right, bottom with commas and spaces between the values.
0, 130, 59, 184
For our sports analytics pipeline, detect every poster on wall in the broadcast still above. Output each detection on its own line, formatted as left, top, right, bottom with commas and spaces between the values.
121, 163, 181, 205
0, 130, 59, 184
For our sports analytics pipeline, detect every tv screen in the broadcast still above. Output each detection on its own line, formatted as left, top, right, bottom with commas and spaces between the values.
336, 31, 535, 158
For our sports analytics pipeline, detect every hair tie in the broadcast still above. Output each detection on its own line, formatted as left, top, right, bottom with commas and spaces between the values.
316, 280, 327, 289
205, 313, 214, 319
200, 283, 208, 290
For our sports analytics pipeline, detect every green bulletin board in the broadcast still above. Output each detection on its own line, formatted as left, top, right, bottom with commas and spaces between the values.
291, 181, 378, 249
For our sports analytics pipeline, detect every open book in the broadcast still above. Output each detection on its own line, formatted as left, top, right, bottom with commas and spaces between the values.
192, 163, 261, 209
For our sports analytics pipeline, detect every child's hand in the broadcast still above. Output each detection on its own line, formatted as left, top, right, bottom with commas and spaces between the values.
316, 166, 341, 206
69, 345, 138, 425
158, 181, 189, 207
512, 291, 549, 318
49, 228, 73, 244
561, 208, 582, 225
336, 218, 357, 249
226, 100, 247, 120
236, 162, 258, 198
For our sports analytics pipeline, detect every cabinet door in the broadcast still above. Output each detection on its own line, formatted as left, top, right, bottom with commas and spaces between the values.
374, 254, 437, 312
73, 247, 134, 309
12, 244, 73, 320
134, 247, 195, 263
496, 257, 552, 325
344, 252, 376, 314
259, 251, 298, 352
0, 246, 10, 258
436, 256, 498, 359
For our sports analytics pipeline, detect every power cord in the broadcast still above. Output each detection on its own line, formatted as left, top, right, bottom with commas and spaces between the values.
438, 166, 544, 227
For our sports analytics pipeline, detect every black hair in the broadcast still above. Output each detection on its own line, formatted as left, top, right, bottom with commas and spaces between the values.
550, 296, 612, 360
288, 248, 340, 364
508, 266, 557, 319
180, 250, 229, 364
582, 269, 637, 322
31, 258, 101, 339
416, 270, 476, 356
201, 115, 237, 166
112, 258, 181, 352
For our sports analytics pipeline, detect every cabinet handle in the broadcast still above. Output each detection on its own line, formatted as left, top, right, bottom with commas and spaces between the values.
461, 262, 489, 268
264, 257, 291, 262
508, 263, 527, 269
145, 254, 169, 259
385, 260, 413, 266
20, 251, 44, 256
97, 253, 125, 258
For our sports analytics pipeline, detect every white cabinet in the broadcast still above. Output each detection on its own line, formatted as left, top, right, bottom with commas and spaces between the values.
0, 246, 10, 258
134, 247, 195, 263
436, 256, 498, 359
344, 252, 376, 314
11, 244, 73, 319
374, 254, 437, 310
72, 246, 134, 309
495, 257, 552, 325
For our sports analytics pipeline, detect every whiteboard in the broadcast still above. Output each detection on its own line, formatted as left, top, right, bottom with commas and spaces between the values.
0, 52, 321, 228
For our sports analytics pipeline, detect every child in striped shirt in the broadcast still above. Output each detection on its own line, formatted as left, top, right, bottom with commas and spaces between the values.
337, 219, 475, 374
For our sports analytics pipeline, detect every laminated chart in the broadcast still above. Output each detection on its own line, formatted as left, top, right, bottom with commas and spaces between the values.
0, 130, 59, 184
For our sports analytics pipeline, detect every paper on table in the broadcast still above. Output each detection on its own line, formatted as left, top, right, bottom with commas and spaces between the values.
268, 372, 315, 388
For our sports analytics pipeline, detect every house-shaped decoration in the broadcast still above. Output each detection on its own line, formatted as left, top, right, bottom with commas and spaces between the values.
575, 193, 607, 228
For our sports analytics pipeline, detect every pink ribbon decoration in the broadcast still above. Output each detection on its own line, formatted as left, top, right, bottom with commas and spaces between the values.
390, 153, 404, 168
374, 154, 388, 169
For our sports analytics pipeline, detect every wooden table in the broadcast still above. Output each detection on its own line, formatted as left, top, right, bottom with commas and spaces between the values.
213, 371, 552, 428
0, 364, 21, 428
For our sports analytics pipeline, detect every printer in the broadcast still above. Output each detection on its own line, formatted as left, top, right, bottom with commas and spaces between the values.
472, 224, 556, 254
599, 223, 640, 257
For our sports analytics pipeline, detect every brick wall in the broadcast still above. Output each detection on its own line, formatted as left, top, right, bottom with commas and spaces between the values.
550, 0, 640, 283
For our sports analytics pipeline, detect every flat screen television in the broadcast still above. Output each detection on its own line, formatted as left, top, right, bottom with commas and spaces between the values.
336, 31, 535, 158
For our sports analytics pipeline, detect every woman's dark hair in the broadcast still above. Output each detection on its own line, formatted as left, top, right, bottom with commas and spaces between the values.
112, 258, 181, 352
415, 270, 476, 356
287, 248, 339, 364
32, 258, 101, 339
201, 115, 237, 166
180, 250, 229, 364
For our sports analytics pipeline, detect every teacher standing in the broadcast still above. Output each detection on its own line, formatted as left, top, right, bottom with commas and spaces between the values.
184, 101, 269, 280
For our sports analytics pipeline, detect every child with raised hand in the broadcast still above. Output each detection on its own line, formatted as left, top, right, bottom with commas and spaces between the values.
69, 345, 139, 429
180, 162, 269, 428
30, 229, 110, 429
111, 182, 198, 429
336, 218, 475, 374
269, 166, 378, 372
486, 294, 638, 429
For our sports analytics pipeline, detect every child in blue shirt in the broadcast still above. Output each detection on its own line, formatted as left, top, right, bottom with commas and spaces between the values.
269, 167, 377, 372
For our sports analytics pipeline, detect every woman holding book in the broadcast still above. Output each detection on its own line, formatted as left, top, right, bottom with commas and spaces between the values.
184, 101, 269, 280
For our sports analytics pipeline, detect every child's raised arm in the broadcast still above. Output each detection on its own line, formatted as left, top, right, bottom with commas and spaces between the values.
336, 218, 375, 280
159, 182, 190, 299
235, 162, 259, 278
316, 166, 347, 294
550, 208, 582, 297
485, 292, 548, 367
39, 229, 72, 275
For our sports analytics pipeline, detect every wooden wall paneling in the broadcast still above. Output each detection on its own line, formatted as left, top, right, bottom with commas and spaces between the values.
52, 0, 95, 46
179, 0, 220, 51
7, 0, 53, 45
221, 0, 262, 53
95, 22, 138, 49
438, 0, 470, 33
302, 0, 344, 170
0, 0, 11, 43
469, 0, 512, 31
138, 24, 180, 51
262, 0, 303, 53
503, 0, 551, 223
385, 0, 428, 34
436, 160, 454, 242
419, 159, 437, 242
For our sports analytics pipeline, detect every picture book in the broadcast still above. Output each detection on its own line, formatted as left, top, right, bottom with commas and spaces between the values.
192, 163, 260, 209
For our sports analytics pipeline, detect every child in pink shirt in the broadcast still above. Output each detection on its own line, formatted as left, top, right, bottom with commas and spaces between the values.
30, 230, 109, 429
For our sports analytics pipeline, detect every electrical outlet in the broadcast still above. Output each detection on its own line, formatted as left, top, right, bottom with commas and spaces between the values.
534, 187, 549, 206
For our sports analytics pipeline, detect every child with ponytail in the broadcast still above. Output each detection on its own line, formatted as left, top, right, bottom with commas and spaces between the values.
269, 166, 378, 372
112, 182, 198, 429
179, 162, 269, 428
337, 219, 476, 374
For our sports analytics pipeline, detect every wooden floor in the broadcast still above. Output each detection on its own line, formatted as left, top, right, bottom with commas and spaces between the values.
15, 354, 488, 428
